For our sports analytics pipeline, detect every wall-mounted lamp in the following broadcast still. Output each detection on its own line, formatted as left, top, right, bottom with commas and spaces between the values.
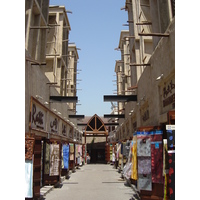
140, 95, 146, 101
57, 112, 61, 115
156, 74, 164, 81
44, 101, 49, 105
36, 95, 43, 100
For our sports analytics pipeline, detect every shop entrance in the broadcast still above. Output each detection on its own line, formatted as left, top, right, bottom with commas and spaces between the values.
83, 114, 108, 163
87, 141, 106, 163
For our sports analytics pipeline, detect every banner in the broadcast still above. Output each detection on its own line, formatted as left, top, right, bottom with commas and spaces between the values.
25, 160, 33, 198
44, 143, 50, 174
50, 144, 60, 176
63, 144, 69, 169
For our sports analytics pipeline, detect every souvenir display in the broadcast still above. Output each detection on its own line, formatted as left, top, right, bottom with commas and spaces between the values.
50, 144, 60, 176
138, 174, 152, 191
137, 136, 151, 157
25, 160, 33, 198
151, 141, 163, 183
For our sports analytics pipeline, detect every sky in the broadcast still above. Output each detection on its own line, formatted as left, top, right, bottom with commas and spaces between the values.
50, 0, 128, 116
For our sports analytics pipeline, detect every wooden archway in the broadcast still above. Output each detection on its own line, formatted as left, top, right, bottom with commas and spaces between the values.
84, 114, 108, 143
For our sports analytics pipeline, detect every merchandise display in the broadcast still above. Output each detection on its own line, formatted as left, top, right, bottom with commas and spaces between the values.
25, 159, 33, 198
138, 174, 152, 191
63, 144, 69, 169
50, 144, 60, 176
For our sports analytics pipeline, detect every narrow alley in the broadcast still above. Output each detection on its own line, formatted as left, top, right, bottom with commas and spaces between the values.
43, 164, 136, 200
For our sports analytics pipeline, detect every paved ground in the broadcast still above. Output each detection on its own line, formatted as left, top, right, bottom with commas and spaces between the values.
43, 164, 134, 200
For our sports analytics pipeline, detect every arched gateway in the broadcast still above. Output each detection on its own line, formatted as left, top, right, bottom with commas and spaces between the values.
83, 114, 109, 163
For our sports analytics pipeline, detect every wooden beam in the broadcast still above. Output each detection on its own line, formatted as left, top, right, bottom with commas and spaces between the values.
138, 33, 169, 37
104, 95, 137, 102
104, 123, 119, 126
129, 63, 151, 66
125, 36, 135, 38
50, 96, 78, 103
69, 115, 85, 119
46, 54, 60, 56
104, 114, 125, 118
30, 26, 49, 29
136, 22, 152, 25
84, 134, 108, 137
127, 85, 138, 90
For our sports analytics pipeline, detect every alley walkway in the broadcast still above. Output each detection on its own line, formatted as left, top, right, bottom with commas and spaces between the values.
44, 164, 134, 200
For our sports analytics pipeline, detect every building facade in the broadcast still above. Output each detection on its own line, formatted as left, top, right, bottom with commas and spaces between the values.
25, 1, 83, 199
114, 0, 175, 142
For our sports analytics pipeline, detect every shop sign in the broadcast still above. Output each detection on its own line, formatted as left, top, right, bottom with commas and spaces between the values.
62, 123, 67, 136
31, 102, 46, 130
49, 114, 58, 134
162, 80, 175, 108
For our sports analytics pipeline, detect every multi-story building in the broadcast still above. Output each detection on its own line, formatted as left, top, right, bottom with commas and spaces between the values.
25, 1, 82, 199
67, 44, 79, 113
111, 0, 175, 198
41, 5, 71, 96
114, 0, 175, 141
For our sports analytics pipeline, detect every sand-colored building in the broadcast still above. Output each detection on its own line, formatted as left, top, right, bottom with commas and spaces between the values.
114, 0, 175, 141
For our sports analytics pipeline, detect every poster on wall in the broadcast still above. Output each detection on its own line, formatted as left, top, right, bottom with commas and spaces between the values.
50, 144, 60, 176
25, 160, 33, 198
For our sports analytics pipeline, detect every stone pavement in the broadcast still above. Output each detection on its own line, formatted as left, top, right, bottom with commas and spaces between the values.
41, 164, 138, 200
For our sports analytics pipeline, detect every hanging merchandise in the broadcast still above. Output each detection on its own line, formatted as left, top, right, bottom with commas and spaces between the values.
110, 144, 113, 161
150, 131, 163, 183
78, 145, 82, 165
151, 141, 163, 183
49, 143, 60, 176
63, 144, 69, 169
168, 150, 175, 200
138, 157, 151, 174
70, 143, 74, 161
44, 143, 50, 174
125, 140, 130, 158
122, 142, 126, 156
137, 137, 151, 157
131, 135, 137, 180
25, 159, 33, 198
137, 131, 152, 191
138, 174, 152, 191
122, 143, 132, 180
117, 143, 122, 169
167, 129, 175, 149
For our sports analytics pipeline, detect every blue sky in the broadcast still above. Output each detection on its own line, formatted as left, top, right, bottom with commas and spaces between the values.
50, 0, 128, 116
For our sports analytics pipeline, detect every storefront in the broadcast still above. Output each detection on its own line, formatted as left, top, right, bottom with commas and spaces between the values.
25, 96, 78, 199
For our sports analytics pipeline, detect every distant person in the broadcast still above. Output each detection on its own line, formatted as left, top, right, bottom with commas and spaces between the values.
112, 151, 115, 165
87, 153, 90, 164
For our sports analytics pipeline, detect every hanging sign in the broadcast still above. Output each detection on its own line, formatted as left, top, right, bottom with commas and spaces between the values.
31, 101, 46, 130
49, 144, 60, 176
161, 78, 175, 113
62, 122, 67, 136
49, 114, 59, 134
